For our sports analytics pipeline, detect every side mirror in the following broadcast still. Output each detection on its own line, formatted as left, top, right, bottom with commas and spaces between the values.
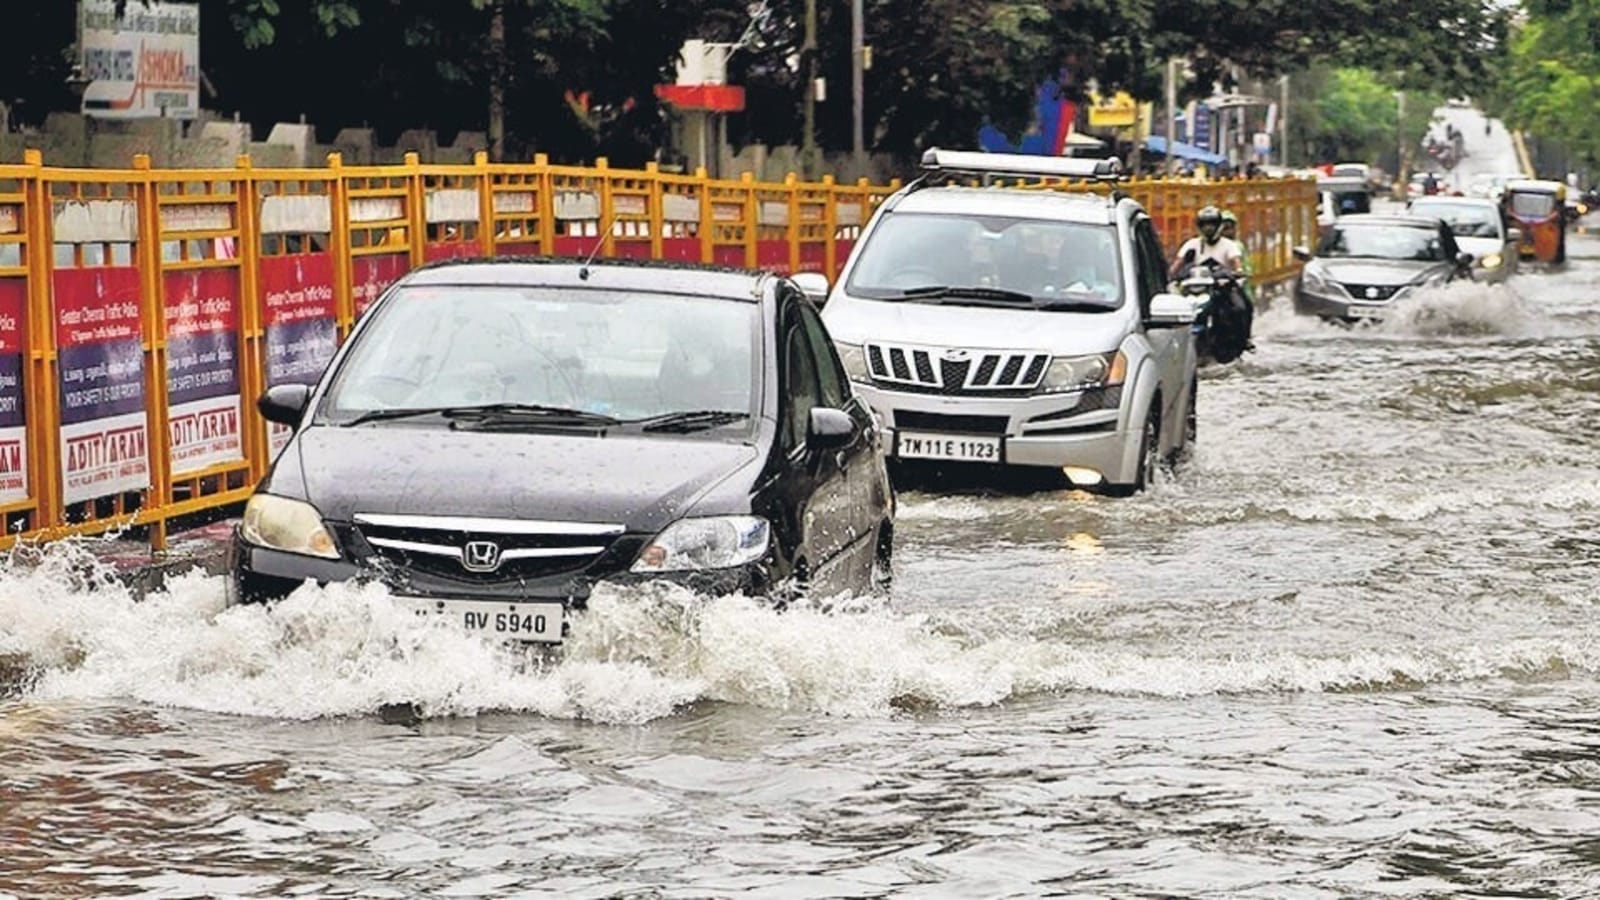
791, 271, 831, 306
1146, 293, 1198, 328
1292, 245, 1313, 262
1507, 228, 1523, 243
258, 383, 312, 427
807, 407, 855, 450
1456, 251, 1474, 268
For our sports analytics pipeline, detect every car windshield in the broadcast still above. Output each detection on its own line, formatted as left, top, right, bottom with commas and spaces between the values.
1410, 201, 1501, 238
845, 212, 1124, 310
1320, 224, 1447, 261
319, 285, 759, 426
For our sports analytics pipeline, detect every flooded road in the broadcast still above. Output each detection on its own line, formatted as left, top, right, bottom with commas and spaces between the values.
4, 243, 1600, 897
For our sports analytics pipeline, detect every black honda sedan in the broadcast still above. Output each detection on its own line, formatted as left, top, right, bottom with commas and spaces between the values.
228, 258, 895, 643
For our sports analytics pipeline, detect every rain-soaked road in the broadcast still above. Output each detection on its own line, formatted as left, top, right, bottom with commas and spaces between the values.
4, 237, 1600, 897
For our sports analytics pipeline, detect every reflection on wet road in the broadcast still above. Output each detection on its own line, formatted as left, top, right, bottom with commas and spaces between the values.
3, 245, 1600, 897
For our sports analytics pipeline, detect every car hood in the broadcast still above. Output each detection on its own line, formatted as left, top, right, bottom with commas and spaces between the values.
1310, 258, 1442, 286
822, 294, 1130, 355
1454, 236, 1503, 256
278, 425, 762, 533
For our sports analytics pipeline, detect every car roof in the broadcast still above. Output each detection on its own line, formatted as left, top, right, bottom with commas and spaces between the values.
1410, 196, 1497, 208
891, 185, 1119, 225
1331, 213, 1443, 229
400, 256, 773, 301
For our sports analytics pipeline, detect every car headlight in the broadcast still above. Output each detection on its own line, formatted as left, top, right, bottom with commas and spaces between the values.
1478, 252, 1503, 269
1038, 351, 1126, 394
632, 516, 770, 572
240, 494, 339, 559
834, 342, 871, 383
1300, 267, 1337, 294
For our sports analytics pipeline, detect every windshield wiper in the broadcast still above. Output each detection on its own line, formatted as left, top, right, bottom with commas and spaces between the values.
627, 410, 750, 433
341, 406, 455, 426
895, 285, 1037, 305
1033, 297, 1115, 312
444, 403, 620, 429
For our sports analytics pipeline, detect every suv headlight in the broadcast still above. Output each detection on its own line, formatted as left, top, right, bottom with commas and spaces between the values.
834, 342, 871, 383
632, 516, 770, 572
1478, 252, 1503, 269
240, 494, 339, 559
1038, 351, 1126, 394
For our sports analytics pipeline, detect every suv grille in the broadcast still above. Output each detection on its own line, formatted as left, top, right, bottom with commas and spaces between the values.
894, 410, 1010, 435
865, 342, 1049, 396
353, 513, 623, 582
1339, 283, 1403, 301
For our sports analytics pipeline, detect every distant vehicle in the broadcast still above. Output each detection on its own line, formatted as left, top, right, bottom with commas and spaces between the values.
1331, 162, 1372, 183
1291, 214, 1476, 322
230, 258, 896, 641
1317, 175, 1374, 236
1468, 172, 1523, 201
1407, 196, 1520, 284
814, 149, 1200, 496
1502, 179, 1568, 264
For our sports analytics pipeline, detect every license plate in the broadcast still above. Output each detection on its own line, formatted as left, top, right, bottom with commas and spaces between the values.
397, 598, 564, 643
1346, 304, 1387, 318
896, 431, 1003, 462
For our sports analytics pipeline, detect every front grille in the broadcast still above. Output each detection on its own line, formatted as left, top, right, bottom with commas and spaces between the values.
865, 342, 1049, 396
894, 410, 1010, 435
352, 513, 622, 583
1339, 283, 1403, 301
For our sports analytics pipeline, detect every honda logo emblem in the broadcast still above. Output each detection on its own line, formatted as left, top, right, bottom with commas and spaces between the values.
461, 540, 502, 573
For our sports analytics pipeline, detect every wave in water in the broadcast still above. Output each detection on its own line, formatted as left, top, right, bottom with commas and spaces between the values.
3, 542, 1597, 724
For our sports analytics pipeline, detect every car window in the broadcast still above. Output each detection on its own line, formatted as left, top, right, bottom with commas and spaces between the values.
1410, 201, 1501, 238
796, 300, 847, 409
1509, 192, 1557, 218
844, 211, 1125, 309
1133, 218, 1166, 308
782, 309, 823, 451
1319, 224, 1445, 261
320, 285, 759, 424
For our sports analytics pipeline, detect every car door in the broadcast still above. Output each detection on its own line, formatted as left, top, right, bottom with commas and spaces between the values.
777, 294, 854, 595
796, 298, 882, 585
1134, 216, 1190, 435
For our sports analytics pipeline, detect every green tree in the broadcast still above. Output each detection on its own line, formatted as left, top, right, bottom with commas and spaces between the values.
1486, 1, 1600, 169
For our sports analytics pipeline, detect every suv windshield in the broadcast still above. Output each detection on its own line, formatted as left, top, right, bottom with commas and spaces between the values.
845, 212, 1124, 310
320, 285, 759, 427
1320, 224, 1446, 261
1410, 201, 1502, 238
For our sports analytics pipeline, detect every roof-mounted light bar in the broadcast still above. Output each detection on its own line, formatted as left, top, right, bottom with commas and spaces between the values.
919, 148, 1123, 182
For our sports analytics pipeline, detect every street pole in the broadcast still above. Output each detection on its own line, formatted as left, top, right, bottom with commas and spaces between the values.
1396, 89, 1407, 200
851, 0, 864, 168
802, 0, 818, 176
488, 0, 506, 162
1279, 74, 1289, 168
1165, 58, 1177, 176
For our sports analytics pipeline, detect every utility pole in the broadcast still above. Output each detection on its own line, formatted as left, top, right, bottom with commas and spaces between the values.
851, 0, 864, 167
488, 0, 506, 162
1165, 58, 1178, 176
1395, 89, 1408, 200
1279, 74, 1289, 168
802, 0, 818, 176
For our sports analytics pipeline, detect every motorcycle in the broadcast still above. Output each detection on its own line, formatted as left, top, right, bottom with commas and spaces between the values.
1175, 254, 1255, 366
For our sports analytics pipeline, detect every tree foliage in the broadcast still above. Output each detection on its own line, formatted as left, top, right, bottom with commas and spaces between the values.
1487, 0, 1600, 167
1284, 66, 1446, 168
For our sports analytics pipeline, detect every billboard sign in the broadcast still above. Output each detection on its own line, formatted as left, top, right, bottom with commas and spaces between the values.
79, 0, 201, 120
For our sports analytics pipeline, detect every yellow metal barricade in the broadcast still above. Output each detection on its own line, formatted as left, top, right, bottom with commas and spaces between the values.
0, 153, 45, 539
341, 154, 417, 322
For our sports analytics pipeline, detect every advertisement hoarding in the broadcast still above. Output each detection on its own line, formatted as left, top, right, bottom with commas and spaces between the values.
260, 255, 338, 456
79, 0, 201, 120
54, 267, 150, 504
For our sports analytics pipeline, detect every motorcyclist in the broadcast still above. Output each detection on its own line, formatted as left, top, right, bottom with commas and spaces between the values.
1169, 205, 1242, 278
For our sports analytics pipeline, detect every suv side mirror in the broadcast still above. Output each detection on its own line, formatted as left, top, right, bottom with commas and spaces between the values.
792, 272, 831, 306
1146, 293, 1198, 328
259, 383, 312, 427
1292, 245, 1313, 262
807, 407, 855, 450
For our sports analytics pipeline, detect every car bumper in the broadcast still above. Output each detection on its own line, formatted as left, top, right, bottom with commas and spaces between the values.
851, 382, 1139, 484
1292, 286, 1396, 321
227, 530, 775, 608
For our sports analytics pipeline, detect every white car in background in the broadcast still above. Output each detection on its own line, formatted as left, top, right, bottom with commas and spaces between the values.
801, 150, 1200, 496
1407, 195, 1521, 284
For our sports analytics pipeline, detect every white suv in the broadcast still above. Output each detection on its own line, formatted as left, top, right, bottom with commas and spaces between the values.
806, 150, 1199, 494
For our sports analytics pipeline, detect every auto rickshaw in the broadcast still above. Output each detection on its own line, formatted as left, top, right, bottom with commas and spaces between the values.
1502, 179, 1567, 264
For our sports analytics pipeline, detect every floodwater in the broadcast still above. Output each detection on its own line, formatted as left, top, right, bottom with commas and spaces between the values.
4, 249, 1600, 897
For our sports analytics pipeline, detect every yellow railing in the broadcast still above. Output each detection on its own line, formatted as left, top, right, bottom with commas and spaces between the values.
0, 149, 1314, 551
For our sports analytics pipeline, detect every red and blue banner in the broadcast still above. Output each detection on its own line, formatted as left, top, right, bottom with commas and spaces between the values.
352, 253, 409, 318
164, 269, 243, 473
53, 267, 150, 504
260, 254, 338, 456
0, 279, 27, 504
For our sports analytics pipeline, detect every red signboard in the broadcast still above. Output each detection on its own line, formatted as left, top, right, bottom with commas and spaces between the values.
163, 268, 244, 473
352, 253, 410, 317
52, 266, 149, 504
0, 279, 26, 503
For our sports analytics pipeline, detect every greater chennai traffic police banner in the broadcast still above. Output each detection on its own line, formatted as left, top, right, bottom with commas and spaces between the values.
260, 254, 338, 456
163, 269, 242, 472
0, 279, 27, 504
53, 267, 150, 504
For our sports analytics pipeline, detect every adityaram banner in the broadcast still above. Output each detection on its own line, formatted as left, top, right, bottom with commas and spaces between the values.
54, 267, 150, 504
164, 269, 243, 473
260, 255, 339, 457
0, 279, 27, 504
